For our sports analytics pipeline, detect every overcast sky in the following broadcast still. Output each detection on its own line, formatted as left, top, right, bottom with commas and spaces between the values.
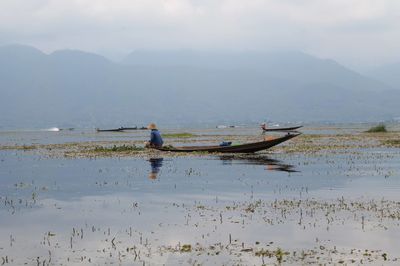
0, 0, 399, 69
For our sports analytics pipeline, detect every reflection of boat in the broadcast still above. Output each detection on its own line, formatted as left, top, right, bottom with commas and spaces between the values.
262, 126, 303, 132
156, 132, 300, 153
219, 155, 298, 173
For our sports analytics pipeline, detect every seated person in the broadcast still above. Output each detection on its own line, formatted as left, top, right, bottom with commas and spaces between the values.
261, 123, 268, 130
145, 123, 164, 148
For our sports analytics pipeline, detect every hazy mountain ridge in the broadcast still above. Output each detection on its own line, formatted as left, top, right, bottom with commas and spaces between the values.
0, 44, 399, 128
366, 63, 400, 90
123, 50, 390, 92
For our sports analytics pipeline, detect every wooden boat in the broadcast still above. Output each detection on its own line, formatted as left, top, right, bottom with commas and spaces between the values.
156, 132, 300, 153
120, 126, 138, 130
262, 125, 303, 132
96, 126, 139, 132
96, 128, 122, 132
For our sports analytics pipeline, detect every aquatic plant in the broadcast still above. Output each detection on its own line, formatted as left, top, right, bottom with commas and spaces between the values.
162, 133, 195, 138
366, 124, 387, 133
254, 247, 289, 263
92, 145, 144, 152
180, 244, 192, 252
255, 249, 269, 257
245, 200, 262, 213
275, 248, 289, 263
161, 145, 175, 150
22, 145, 37, 150
0, 144, 37, 150
384, 139, 400, 147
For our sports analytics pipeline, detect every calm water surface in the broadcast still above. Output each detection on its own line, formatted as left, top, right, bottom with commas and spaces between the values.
0, 129, 400, 265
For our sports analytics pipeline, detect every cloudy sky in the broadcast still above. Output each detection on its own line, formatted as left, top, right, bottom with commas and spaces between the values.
0, 0, 399, 68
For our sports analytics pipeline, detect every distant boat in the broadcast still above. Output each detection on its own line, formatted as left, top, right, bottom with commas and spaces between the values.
216, 125, 227, 129
96, 128, 122, 132
156, 132, 300, 153
262, 125, 303, 132
46, 127, 60, 132
120, 126, 138, 130
96, 126, 146, 132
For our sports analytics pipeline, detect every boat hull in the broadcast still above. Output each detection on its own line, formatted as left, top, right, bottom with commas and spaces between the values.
262, 126, 303, 132
156, 133, 300, 153
96, 126, 139, 132
96, 128, 122, 132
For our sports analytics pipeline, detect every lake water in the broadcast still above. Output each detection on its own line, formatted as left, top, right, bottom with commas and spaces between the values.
0, 128, 400, 265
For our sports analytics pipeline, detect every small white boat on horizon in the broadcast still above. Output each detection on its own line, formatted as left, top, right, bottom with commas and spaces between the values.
45, 127, 60, 132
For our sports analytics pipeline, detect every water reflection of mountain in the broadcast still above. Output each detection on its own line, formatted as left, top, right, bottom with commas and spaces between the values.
219, 155, 299, 173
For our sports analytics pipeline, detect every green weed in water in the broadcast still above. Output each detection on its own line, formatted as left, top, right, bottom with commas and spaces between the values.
384, 139, 400, 147
163, 133, 195, 138
366, 124, 387, 133
92, 145, 144, 153
180, 244, 192, 252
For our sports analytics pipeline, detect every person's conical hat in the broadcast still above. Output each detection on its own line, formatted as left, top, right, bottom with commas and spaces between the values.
147, 123, 157, 130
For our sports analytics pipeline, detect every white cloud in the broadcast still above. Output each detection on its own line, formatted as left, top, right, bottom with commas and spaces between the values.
0, 0, 399, 66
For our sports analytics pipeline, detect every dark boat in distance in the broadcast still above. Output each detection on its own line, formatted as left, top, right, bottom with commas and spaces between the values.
96, 126, 147, 132
262, 125, 303, 132
156, 132, 300, 153
96, 128, 123, 132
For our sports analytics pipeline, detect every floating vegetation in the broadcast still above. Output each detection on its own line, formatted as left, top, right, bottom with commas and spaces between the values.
384, 139, 400, 147
1, 126, 399, 158
366, 124, 387, 133
162, 132, 195, 138
180, 244, 192, 252
0, 144, 37, 150
254, 247, 289, 263
160, 145, 175, 150
92, 144, 144, 153
21, 145, 37, 150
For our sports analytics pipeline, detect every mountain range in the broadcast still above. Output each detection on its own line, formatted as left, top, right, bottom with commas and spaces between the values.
366, 63, 400, 90
0, 44, 399, 128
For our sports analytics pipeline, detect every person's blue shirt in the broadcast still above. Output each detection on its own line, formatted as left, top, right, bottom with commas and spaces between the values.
150, 129, 163, 146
